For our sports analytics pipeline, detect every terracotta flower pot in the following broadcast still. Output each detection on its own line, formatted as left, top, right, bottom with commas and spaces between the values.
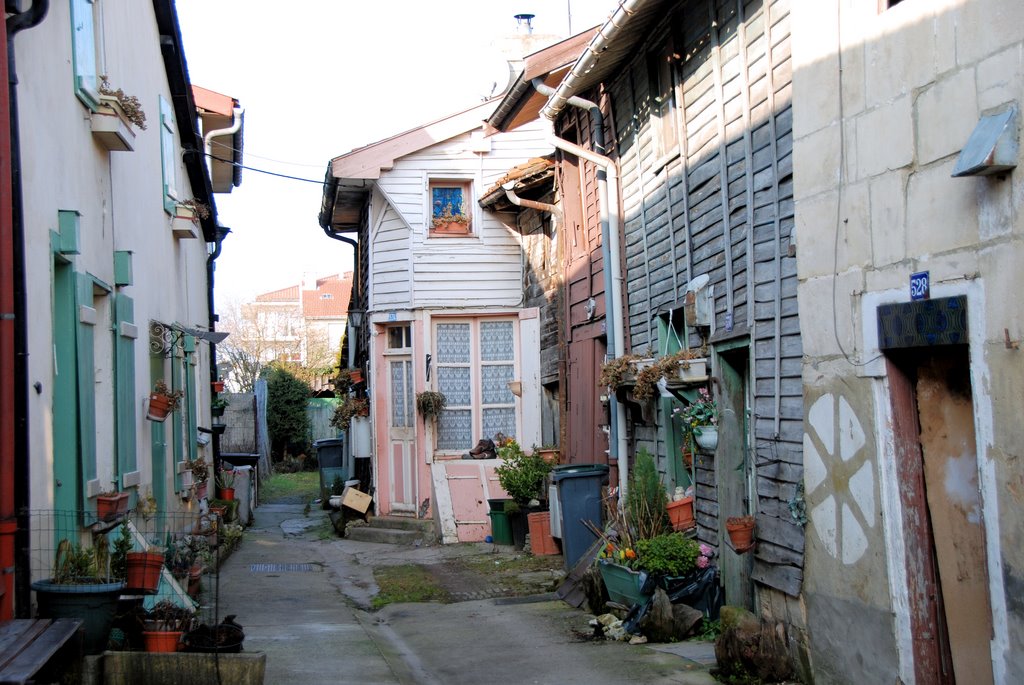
211, 380, 225, 392
218, 487, 235, 501
147, 393, 172, 422
143, 630, 182, 652
726, 515, 755, 553
667, 496, 695, 531
96, 492, 130, 522
125, 551, 164, 594
527, 511, 560, 556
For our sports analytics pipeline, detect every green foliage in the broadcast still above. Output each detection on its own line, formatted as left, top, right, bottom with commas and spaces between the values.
261, 472, 319, 502
53, 539, 101, 584
626, 448, 670, 540
633, 532, 700, 577
264, 363, 312, 460
371, 564, 449, 609
330, 396, 368, 430
693, 618, 722, 641
110, 521, 133, 581
494, 438, 553, 505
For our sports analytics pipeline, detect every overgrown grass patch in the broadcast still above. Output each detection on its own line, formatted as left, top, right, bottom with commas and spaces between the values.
371, 564, 449, 610
261, 471, 319, 502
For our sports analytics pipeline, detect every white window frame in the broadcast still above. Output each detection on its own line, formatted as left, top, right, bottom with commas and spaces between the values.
432, 317, 519, 453
70, 0, 103, 109
425, 174, 476, 238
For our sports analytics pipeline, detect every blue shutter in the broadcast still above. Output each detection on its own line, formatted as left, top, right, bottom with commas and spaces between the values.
184, 336, 198, 465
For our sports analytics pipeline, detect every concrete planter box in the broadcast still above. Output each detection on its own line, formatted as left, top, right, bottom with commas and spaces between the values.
100, 651, 266, 684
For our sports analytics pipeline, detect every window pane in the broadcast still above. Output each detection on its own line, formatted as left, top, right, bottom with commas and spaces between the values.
390, 361, 408, 427
437, 409, 472, 450
405, 361, 413, 426
481, 365, 513, 404
438, 366, 470, 405
432, 186, 465, 221
483, 408, 516, 441
480, 321, 514, 361
436, 323, 470, 363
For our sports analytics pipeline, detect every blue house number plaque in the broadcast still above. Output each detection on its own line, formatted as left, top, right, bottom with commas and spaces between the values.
910, 271, 929, 301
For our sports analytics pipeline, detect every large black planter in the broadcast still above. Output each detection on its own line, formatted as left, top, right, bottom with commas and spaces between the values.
32, 578, 125, 654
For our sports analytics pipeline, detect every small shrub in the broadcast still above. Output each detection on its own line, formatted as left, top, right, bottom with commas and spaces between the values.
495, 437, 552, 505
626, 448, 669, 540
633, 532, 700, 577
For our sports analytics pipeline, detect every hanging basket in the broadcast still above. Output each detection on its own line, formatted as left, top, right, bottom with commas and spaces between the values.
694, 426, 718, 453
146, 393, 172, 422
726, 515, 755, 553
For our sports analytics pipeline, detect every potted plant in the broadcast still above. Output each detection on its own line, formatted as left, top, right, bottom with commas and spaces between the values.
216, 467, 236, 500
666, 488, 696, 532
98, 76, 147, 130
495, 437, 553, 549
330, 395, 369, 430
674, 386, 718, 452
110, 520, 164, 595
147, 379, 184, 422
31, 538, 126, 654
187, 457, 210, 499
95, 487, 131, 522
431, 198, 471, 233
141, 600, 195, 652
535, 444, 560, 464
725, 515, 756, 553
415, 390, 447, 421
211, 396, 229, 417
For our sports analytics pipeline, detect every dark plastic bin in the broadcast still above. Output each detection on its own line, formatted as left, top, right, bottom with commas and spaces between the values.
488, 510, 513, 545
315, 438, 347, 503
552, 463, 609, 569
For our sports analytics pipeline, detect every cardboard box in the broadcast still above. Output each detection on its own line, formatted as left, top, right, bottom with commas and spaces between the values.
341, 486, 373, 514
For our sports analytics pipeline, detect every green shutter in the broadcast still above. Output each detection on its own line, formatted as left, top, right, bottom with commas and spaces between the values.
159, 96, 178, 213
184, 335, 197, 465
115, 294, 137, 478
75, 273, 97, 510
149, 359, 167, 512
171, 351, 184, 492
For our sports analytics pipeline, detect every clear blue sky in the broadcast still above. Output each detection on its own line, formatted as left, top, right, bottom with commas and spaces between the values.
176, 1, 614, 307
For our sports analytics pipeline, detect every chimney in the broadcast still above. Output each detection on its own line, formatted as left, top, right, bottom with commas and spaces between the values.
514, 13, 535, 35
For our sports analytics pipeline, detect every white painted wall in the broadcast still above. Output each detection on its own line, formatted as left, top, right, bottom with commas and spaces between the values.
16, 0, 213, 513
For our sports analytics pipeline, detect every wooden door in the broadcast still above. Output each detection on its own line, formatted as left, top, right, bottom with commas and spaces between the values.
889, 348, 993, 684
716, 345, 753, 609
387, 357, 416, 513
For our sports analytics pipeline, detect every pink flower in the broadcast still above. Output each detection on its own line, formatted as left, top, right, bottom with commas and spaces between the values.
696, 555, 709, 569
699, 543, 713, 556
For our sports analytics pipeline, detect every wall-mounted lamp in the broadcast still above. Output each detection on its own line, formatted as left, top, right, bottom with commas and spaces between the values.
348, 310, 364, 328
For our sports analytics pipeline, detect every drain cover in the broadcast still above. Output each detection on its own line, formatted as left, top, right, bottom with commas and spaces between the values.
250, 563, 315, 573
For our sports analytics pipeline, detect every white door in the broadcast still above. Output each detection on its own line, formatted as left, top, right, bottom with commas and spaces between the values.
387, 353, 416, 513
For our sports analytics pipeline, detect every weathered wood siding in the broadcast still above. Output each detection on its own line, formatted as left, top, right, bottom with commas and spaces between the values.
600, 0, 802, 596
370, 121, 553, 310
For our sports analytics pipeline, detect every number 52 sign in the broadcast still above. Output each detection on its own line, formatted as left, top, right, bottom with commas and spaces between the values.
910, 271, 930, 301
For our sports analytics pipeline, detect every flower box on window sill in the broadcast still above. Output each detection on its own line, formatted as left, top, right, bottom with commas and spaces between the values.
430, 220, 471, 235
171, 203, 200, 240
91, 99, 136, 152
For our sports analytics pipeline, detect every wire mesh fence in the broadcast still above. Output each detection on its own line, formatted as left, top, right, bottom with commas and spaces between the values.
24, 507, 243, 653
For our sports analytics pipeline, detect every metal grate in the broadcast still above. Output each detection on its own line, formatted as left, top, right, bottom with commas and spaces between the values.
250, 563, 315, 573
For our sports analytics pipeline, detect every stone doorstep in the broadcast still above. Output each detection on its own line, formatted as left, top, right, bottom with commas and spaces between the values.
346, 524, 424, 546
92, 651, 266, 685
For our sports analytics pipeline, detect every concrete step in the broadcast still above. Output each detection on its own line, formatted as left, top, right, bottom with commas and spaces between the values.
346, 524, 425, 546
369, 515, 435, 534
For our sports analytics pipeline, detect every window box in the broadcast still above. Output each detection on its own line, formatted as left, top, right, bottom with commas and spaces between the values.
91, 98, 136, 152
171, 203, 199, 240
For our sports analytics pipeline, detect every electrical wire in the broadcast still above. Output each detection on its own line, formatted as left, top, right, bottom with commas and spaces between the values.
193, 149, 327, 185
207, 138, 326, 169
831, 3, 881, 369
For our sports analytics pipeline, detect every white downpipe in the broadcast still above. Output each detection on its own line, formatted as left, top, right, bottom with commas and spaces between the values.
544, 129, 628, 499
203, 107, 244, 176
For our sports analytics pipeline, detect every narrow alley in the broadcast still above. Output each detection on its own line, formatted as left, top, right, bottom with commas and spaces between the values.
215, 497, 718, 685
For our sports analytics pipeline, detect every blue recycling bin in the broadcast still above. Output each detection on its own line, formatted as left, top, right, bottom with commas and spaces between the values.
552, 463, 609, 569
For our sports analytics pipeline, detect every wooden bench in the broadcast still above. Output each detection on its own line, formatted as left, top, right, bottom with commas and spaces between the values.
0, 618, 82, 685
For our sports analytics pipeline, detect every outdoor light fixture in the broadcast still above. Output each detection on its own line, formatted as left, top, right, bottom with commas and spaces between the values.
348, 310, 364, 329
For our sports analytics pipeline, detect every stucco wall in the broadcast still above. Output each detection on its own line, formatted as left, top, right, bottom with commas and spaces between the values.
792, 0, 1024, 681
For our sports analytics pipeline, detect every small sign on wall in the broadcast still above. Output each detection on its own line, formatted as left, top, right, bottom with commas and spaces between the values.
910, 271, 930, 301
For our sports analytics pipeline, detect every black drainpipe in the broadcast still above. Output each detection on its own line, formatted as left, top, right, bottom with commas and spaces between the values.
7, 0, 49, 618
207, 226, 230, 471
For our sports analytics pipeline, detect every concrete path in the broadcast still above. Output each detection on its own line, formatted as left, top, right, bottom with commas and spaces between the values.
215, 502, 718, 685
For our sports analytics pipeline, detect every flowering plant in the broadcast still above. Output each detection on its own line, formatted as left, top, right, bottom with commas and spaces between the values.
601, 534, 713, 577
673, 387, 717, 438
696, 543, 715, 569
